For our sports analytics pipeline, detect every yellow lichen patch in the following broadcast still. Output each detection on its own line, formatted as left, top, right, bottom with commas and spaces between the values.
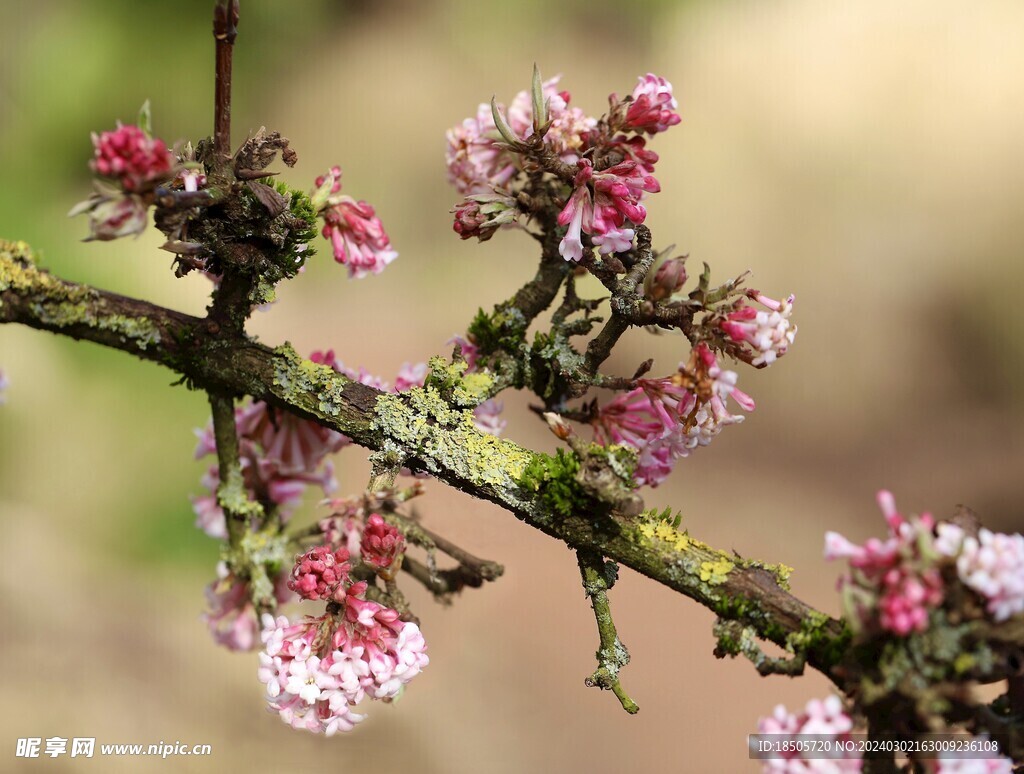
637, 518, 690, 552
699, 558, 735, 585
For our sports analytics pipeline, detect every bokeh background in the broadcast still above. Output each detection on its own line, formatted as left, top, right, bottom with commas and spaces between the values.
2, 0, 1023, 771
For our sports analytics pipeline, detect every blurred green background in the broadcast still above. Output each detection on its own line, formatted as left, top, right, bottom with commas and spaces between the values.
2, 0, 1023, 771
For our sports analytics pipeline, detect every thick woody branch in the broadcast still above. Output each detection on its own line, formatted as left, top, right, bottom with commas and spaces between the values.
0, 242, 849, 682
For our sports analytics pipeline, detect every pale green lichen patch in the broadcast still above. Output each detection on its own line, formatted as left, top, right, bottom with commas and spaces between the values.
1, 240, 162, 348
425, 355, 495, 407
271, 343, 360, 427
222, 525, 291, 609
372, 383, 535, 498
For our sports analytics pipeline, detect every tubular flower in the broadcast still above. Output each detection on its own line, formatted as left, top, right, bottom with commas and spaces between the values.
312, 167, 398, 279
593, 345, 751, 487
624, 74, 681, 135
721, 293, 797, 366
556, 159, 659, 261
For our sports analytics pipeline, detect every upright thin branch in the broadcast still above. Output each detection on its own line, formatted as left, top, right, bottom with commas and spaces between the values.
208, 391, 262, 544
213, 0, 239, 167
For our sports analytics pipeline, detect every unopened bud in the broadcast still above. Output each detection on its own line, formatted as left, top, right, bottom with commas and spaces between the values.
544, 412, 574, 441
648, 255, 688, 301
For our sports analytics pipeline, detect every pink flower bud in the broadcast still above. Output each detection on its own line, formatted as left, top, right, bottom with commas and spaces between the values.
648, 256, 687, 301
90, 123, 173, 192
288, 545, 352, 601
360, 514, 405, 577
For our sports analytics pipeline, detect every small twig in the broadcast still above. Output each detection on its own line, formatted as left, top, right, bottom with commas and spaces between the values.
577, 548, 639, 714
208, 391, 263, 544
712, 619, 806, 676
416, 524, 504, 582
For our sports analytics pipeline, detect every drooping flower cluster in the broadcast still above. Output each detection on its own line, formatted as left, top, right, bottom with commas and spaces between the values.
754, 695, 862, 773
593, 344, 753, 487
311, 166, 397, 279
445, 71, 680, 258
192, 397, 345, 540
825, 491, 945, 636
721, 292, 798, 367
556, 158, 660, 262
935, 524, 1024, 622
258, 539, 427, 735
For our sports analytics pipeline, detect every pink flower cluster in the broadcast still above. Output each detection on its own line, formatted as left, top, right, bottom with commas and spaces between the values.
311, 167, 398, 279
755, 695, 861, 773
593, 344, 753, 487
721, 293, 797, 367
90, 123, 173, 192
825, 492, 944, 636
623, 74, 682, 135
446, 72, 680, 256
556, 159, 659, 262
935, 524, 1024, 622
289, 545, 353, 601
0, 369, 7, 405
258, 544, 427, 735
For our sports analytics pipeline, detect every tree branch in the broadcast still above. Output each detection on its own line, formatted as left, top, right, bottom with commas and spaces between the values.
578, 548, 639, 714
213, 0, 239, 167
0, 240, 849, 682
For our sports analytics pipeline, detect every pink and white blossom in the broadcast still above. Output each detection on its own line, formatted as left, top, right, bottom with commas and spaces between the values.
825, 491, 944, 636
721, 293, 797, 366
257, 550, 429, 735
593, 345, 751, 487
624, 74, 681, 135
755, 695, 861, 773
939, 526, 1024, 622
312, 167, 398, 279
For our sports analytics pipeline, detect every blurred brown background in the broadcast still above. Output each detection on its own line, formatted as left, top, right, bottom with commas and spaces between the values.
1, 0, 1023, 771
